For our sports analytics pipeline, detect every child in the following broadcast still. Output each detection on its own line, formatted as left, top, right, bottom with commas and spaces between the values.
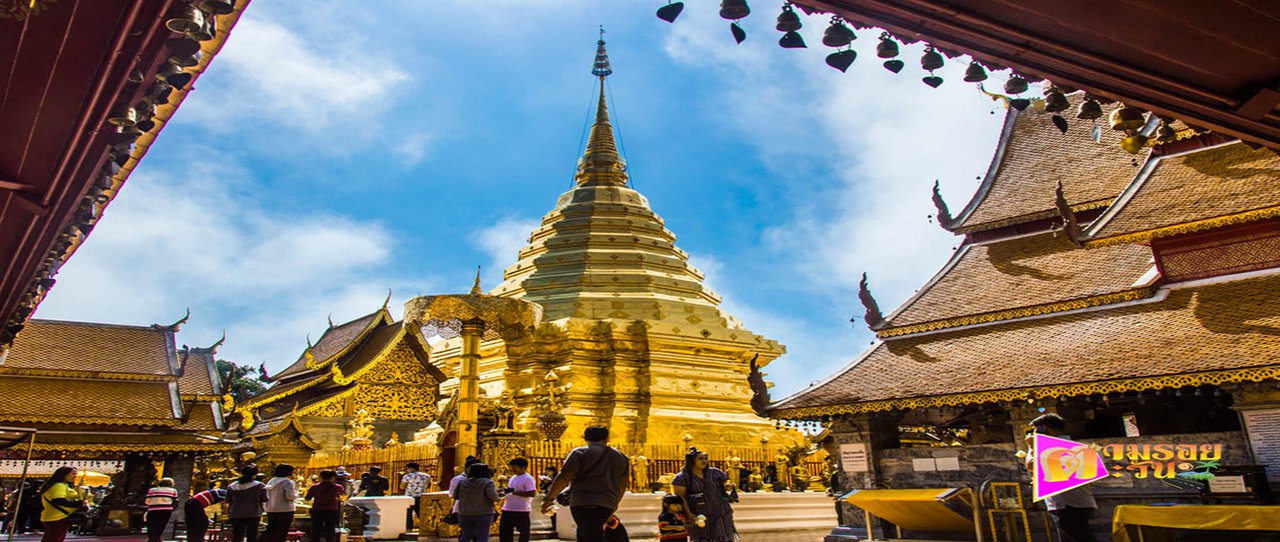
657, 494, 689, 542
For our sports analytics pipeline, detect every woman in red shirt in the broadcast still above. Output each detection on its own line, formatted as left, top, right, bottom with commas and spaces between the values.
305, 471, 345, 542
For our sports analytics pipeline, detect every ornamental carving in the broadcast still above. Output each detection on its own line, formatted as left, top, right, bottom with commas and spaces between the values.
404, 294, 543, 341
353, 384, 439, 421
363, 344, 434, 385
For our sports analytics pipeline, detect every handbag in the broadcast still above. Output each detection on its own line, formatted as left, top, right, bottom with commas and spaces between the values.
554, 447, 613, 507
46, 497, 88, 525
441, 512, 459, 525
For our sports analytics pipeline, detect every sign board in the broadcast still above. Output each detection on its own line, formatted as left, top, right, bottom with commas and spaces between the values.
912, 457, 937, 472
1207, 475, 1248, 494
934, 456, 961, 471
839, 443, 869, 473
1241, 408, 1280, 482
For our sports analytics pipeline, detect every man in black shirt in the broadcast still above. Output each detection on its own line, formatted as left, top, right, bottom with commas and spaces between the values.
359, 466, 389, 497
540, 426, 630, 542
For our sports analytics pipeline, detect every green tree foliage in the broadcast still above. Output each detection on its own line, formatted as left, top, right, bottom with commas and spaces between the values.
216, 359, 269, 402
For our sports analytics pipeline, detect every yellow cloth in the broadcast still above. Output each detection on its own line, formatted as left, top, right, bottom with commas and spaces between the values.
41, 483, 82, 523
1112, 505, 1280, 542
844, 488, 974, 532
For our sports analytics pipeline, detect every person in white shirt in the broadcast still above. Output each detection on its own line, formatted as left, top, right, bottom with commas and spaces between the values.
401, 462, 432, 530
499, 458, 538, 542
263, 464, 298, 542
1026, 414, 1097, 542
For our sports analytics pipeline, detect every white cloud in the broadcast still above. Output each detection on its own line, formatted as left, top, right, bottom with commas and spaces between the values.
393, 132, 435, 167
35, 154, 439, 371
184, 10, 409, 133
471, 216, 539, 290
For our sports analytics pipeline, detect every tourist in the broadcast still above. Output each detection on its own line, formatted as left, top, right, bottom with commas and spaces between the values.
184, 484, 227, 542
451, 462, 500, 542
449, 456, 480, 514
264, 464, 298, 542
498, 458, 537, 542
539, 426, 630, 542
657, 494, 689, 541
761, 465, 783, 492
144, 477, 179, 542
672, 448, 737, 542
538, 466, 558, 531
335, 467, 353, 495
306, 471, 344, 542
16, 479, 43, 534
359, 466, 388, 497
226, 465, 269, 542
1027, 413, 1097, 542
401, 462, 432, 530
38, 468, 81, 542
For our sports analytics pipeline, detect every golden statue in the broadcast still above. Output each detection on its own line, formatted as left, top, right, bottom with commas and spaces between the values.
493, 390, 518, 432
790, 464, 811, 492
344, 409, 375, 450
385, 431, 403, 448
726, 451, 743, 471
775, 453, 791, 487
630, 454, 650, 493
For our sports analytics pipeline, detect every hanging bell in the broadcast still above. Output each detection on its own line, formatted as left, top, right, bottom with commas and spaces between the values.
720, 0, 750, 20
199, 0, 236, 15
920, 47, 944, 71
1043, 89, 1069, 113
107, 104, 138, 127
1077, 98, 1103, 120
876, 33, 898, 58
821, 17, 854, 47
1120, 133, 1149, 154
1156, 120, 1178, 143
134, 100, 156, 118
158, 63, 192, 90
190, 17, 216, 41
1004, 76, 1028, 95
776, 4, 801, 32
1109, 105, 1148, 131
165, 4, 204, 34
963, 61, 987, 83
169, 49, 202, 68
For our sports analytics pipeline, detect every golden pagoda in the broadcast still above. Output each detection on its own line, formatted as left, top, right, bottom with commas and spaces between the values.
425, 36, 787, 447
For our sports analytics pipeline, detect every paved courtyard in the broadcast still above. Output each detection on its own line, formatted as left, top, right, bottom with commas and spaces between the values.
9, 530, 837, 542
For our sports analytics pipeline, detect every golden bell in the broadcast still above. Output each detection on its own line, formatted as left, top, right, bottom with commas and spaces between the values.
198, 0, 236, 15
1120, 134, 1149, 154
821, 18, 855, 48
165, 4, 204, 34
920, 48, 944, 71
1109, 106, 1147, 131
1042, 89, 1069, 113
1003, 76, 1028, 95
107, 105, 137, 127
963, 62, 987, 83
775, 4, 801, 32
1076, 99, 1103, 120
876, 33, 898, 58
720, 0, 750, 20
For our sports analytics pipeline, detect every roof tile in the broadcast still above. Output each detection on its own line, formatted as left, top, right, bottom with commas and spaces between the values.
6, 320, 174, 375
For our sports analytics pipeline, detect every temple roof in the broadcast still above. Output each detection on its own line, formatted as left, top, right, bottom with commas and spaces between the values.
0, 377, 179, 425
4, 319, 176, 376
879, 232, 1155, 335
272, 309, 390, 382
178, 346, 222, 397
1086, 142, 1280, 245
950, 95, 1140, 233
174, 401, 224, 432
774, 273, 1280, 415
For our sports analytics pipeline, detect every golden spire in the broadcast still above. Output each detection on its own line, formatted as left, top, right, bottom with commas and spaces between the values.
470, 266, 483, 295
576, 29, 628, 187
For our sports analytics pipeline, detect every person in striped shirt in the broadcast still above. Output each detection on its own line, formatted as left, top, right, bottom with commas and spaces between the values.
144, 478, 179, 542
184, 486, 227, 542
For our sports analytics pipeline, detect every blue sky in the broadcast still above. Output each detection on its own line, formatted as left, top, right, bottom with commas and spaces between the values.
38, 1, 1009, 397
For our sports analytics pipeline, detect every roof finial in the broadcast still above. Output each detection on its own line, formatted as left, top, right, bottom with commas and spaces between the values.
856, 273, 886, 330
1054, 181, 1084, 247
470, 266, 483, 295
327, 313, 335, 328
209, 330, 227, 353
592, 26, 611, 78
931, 180, 955, 231
153, 307, 191, 332
577, 32, 627, 187
381, 289, 392, 311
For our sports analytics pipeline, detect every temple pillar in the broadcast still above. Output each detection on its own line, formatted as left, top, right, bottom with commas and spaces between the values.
163, 454, 195, 535
827, 412, 898, 538
457, 319, 484, 461
480, 431, 529, 478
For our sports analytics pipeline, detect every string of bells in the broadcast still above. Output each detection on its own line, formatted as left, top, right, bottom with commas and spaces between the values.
653, 0, 1191, 155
